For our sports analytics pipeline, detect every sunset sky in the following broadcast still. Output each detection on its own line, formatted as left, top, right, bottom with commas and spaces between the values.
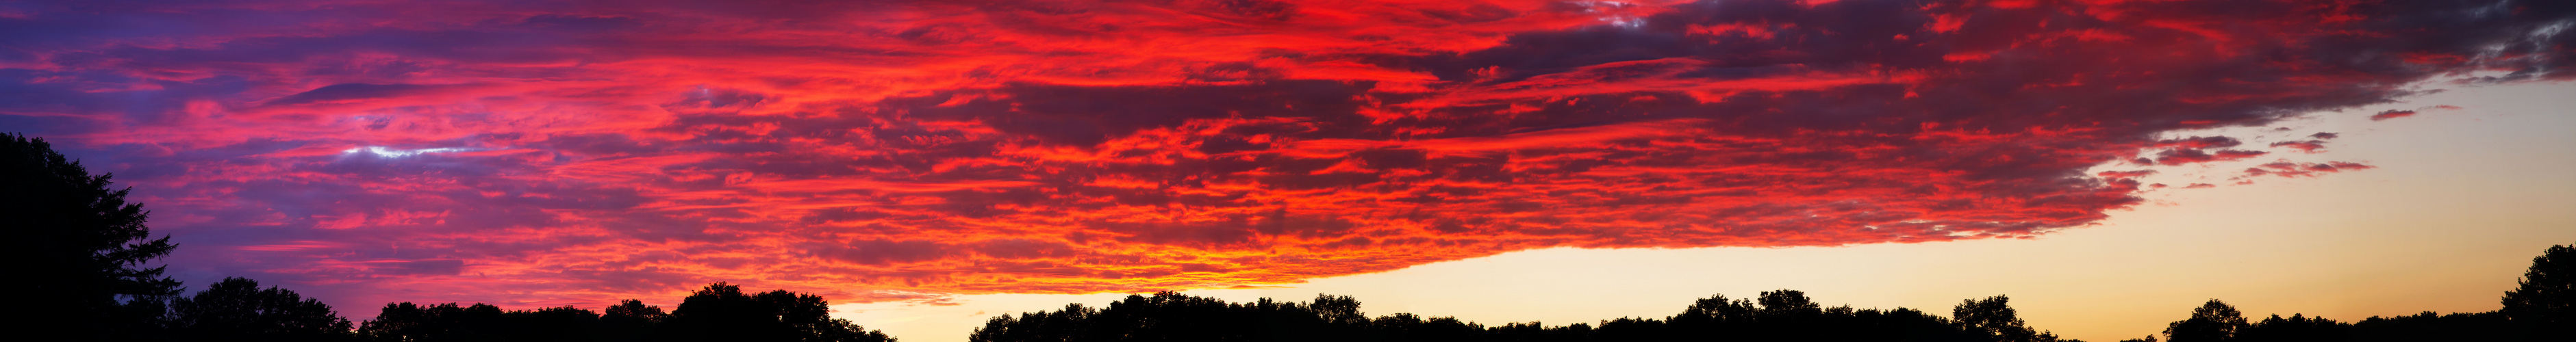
3, 0, 2572, 341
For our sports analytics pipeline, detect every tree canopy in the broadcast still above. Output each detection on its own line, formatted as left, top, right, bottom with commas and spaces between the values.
968, 289, 2042, 342
165, 277, 357, 342
1, 133, 181, 337
661, 282, 895, 342
1957, 295, 2050, 342
2502, 244, 2575, 340
966, 241, 2576, 342
358, 282, 893, 342
2136, 242, 2576, 342
2163, 300, 2246, 342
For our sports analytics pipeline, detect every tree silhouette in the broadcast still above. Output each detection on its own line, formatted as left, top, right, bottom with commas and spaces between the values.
2501, 243, 2575, 340
1, 133, 181, 337
659, 282, 894, 342
359, 302, 464, 341
517, 306, 605, 341
1756, 289, 1823, 315
2226, 313, 2344, 342
358, 302, 604, 342
286, 242, 2568, 342
2348, 311, 2518, 341
353, 283, 888, 342
1956, 295, 2049, 342
662, 282, 794, 341
2162, 300, 2246, 342
970, 289, 2025, 342
970, 291, 1359, 342
1311, 294, 1367, 326
599, 299, 672, 341
1673, 293, 1758, 324
166, 277, 356, 341
2130, 244, 2576, 341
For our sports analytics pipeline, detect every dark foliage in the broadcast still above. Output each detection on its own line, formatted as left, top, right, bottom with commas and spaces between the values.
2149, 309, 2527, 342
2163, 300, 2246, 342
2230, 314, 2343, 342
1, 133, 181, 338
1958, 295, 2055, 342
661, 282, 896, 342
969, 289, 2058, 342
2345, 311, 2519, 341
359, 302, 601, 341
970, 244, 2576, 342
2502, 244, 2576, 340
164, 277, 358, 341
358, 282, 892, 342
601, 299, 674, 341
2142, 243, 2575, 342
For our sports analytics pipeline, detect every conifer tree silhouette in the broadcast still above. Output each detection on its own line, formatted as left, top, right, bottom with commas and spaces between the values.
0, 133, 181, 338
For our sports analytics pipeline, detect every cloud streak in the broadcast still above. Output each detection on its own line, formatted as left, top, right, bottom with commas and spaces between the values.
3, 0, 2570, 308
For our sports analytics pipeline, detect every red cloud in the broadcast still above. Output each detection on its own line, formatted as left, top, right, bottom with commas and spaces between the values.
2096, 170, 2157, 179
2270, 141, 2328, 153
2371, 109, 2418, 120
1, 0, 2564, 309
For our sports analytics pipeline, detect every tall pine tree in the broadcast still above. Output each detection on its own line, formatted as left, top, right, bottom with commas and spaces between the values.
1, 133, 181, 337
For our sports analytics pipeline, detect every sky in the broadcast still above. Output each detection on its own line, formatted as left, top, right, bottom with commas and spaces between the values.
3, 0, 2572, 341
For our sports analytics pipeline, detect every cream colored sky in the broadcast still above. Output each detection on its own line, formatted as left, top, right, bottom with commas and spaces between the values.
831, 81, 2576, 342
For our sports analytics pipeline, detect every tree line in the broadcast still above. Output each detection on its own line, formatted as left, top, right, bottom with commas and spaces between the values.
348, 281, 892, 342
78, 276, 894, 342
967, 261, 2574, 342
972, 289, 2075, 342
9, 131, 2573, 341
